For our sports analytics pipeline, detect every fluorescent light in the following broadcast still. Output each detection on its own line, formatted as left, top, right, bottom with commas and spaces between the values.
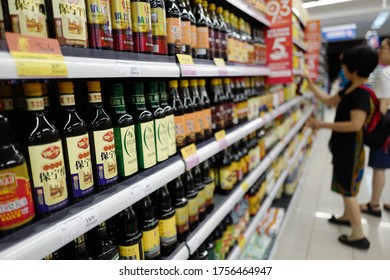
371, 10, 390, 29
303, 0, 354, 9
322, 23, 356, 32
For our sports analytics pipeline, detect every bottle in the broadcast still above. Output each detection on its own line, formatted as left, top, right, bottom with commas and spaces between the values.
2, 0, 48, 38
41, 82, 53, 121
181, 170, 198, 231
202, 1, 214, 59
224, 10, 234, 62
201, 159, 214, 213
138, 196, 161, 260
85, 0, 114, 49
131, 0, 153, 53
126, 82, 157, 170
208, 3, 220, 58
193, 0, 208, 59
74, 234, 93, 260
167, 80, 186, 149
185, 0, 196, 57
56, 81, 94, 203
0, 84, 16, 142
85, 81, 118, 193
189, 249, 199, 260
212, 223, 223, 259
158, 81, 176, 157
218, 149, 233, 195
0, 3, 5, 39
223, 78, 234, 130
178, 0, 190, 55
205, 234, 215, 260
110, 83, 138, 180
189, 79, 204, 143
155, 185, 178, 256
193, 165, 206, 221
0, 111, 35, 236
150, 0, 168, 55
216, 6, 227, 60
24, 83, 68, 217
198, 242, 208, 260
232, 142, 243, 182
87, 221, 119, 259
165, 0, 182, 56
46, 0, 89, 47
145, 82, 168, 163
117, 206, 144, 260
167, 177, 189, 243
110, 0, 134, 51
179, 80, 196, 145
10, 83, 27, 148
198, 79, 212, 139
209, 79, 224, 133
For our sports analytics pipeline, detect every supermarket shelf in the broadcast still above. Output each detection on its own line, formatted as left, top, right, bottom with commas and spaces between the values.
0, 156, 185, 260
171, 105, 314, 258
227, 128, 312, 260
292, 7, 307, 29
293, 39, 307, 53
225, 0, 271, 27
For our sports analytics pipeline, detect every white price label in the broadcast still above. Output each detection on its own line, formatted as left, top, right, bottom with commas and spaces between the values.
181, 66, 197, 76
130, 66, 140, 76
185, 154, 200, 170
129, 179, 152, 204
113, 61, 131, 77
217, 138, 229, 151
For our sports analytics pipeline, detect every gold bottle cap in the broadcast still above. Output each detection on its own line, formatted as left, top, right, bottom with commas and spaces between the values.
87, 81, 101, 92
190, 79, 198, 87
198, 79, 206, 86
217, 6, 223, 14
23, 83, 43, 97
194, 0, 202, 3
0, 84, 12, 98
223, 78, 231, 84
209, 4, 216, 11
58, 81, 74, 94
169, 80, 178, 88
180, 79, 189, 87
211, 79, 218, 86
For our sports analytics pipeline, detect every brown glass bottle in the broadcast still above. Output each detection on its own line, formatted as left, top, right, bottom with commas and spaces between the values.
165, 0, 182, 56
201, 159, 214, 213
198, 79, 212, 139
218, 148, 233, 195
209, 79, 224, 133
216, 6, 227, 60
193, 0, 208, 59
56, 81, 94, 203
110, 0, 134, 51
208, 3, 220, 58
87, 221, 119, 259
223, 78, 234, 130
181, 170, 198, 231
131, 0, 153, 53
202, 1, 214, 59
150, 0, 168, 55
193, 165, 206, 221
167, 80, 186, 149
10, 83, 27, 148
167, 177, 189, 243
24, 83, 69, 217
0, 84, 16, 142
179, 80, 196, 145
189, 79, 204, 143
185, 0, 196, 57
179, 0, 191, 55
159, 81, 176, 156
85, 81, 118, 193
0, 3, 5, 39
74, 234, 93, 260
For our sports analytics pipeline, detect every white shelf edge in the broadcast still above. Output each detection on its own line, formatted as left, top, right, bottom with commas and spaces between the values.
293, 39, 307, 53
180, 64, 270, 78
225, 0, 271, 27
0, 158, 185, 260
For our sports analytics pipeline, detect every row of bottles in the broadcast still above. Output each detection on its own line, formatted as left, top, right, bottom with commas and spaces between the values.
0, 1, 266, 64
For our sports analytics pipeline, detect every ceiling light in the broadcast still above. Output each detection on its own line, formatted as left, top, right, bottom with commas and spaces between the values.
303, 0, 354, 9
371, 10, 390, 29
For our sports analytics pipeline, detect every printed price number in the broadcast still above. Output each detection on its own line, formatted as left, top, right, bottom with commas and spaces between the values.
181, 66, 197, 76
266, 0, 292, 25
270, 37, 288, 61
212, 266, 272, 276
113, 60, 131, 77
181, 144, 200, 170
177, 54, 194, 65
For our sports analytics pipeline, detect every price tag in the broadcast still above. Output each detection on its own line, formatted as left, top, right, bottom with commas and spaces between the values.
57, 207, 99, 245
181, 66, 197, 76
130, 66, 140, 76
5, 32, 67, 77
238, 237, 246, 250
181, 144, 200, 170
129, 179, 152, 204
113, 60, 131, 77
177, 54, 194, 65
213, 58, 226, 67
215, 130, 229, 150
240, 181, 250, 193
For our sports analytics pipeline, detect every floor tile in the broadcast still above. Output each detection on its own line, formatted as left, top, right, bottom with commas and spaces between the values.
306, 231, 353, 260
270, 242, 307, 260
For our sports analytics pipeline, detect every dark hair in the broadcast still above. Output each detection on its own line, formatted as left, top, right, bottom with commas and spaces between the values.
341, 45, 378, 78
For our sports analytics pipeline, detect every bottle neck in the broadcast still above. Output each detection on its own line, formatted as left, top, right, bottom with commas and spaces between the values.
59, 94, 76, 107
145, 91, 160, 109
88, 91, 103, 106
110, 94, 127, 114
130, 93, 147, 110
25, 96, 45, 112
159, 91, 169, 107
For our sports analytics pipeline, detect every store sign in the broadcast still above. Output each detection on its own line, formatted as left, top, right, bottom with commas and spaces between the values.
305, 20, 321, 81
266, 0, 293, 27
321, 24, 356, 42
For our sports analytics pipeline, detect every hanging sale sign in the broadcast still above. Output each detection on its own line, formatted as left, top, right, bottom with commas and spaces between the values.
265, 0, 293, 85
305, 20, 321, 81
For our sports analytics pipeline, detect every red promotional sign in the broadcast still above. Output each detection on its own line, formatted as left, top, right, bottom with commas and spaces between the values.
305, 20, 321, 81
266, 0, 292, 27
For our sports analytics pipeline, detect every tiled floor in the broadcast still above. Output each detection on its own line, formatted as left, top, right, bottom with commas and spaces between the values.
270, 108, 390, 260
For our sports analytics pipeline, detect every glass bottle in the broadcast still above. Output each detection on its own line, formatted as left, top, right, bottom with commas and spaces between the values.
87, 221, 119, 259
138, 196, 161, 260
179, 80, 196, 145
206, 234, 215, 260
0, 84, 16, 142
74, 234, 93, 260
209, 3, 220, 58
198, 241, 208, 260
216, 6, 227, 60
223, 78, 234, 130
193, 165, 206, 221
165, 0, 182, 56
158, 81, 176, 157
201, 159, 214, 213
181, 170, 198, 231
117, 206, 144, 260
145, 82, 168, 163
56, 81, 94, 203
10, 83, 27, 148
85, 81, 118, 192
167, 177, 189, 243
167, 80, 186, 149
131, 0, 153, 53
185, 0, 196, 57
201, 1, 213, 59
0, 3, 5, 39
111, 0, 134, 51
193, 0, 208, 59
24, 83, 68, 217
209, 79, 224, 133
198, 79, 212, 139
179, 0, 191, 55
189, 79, 204, 143
150, 0, 168, 55
155, 185, 178, 256
212, 223, 224, 260
85, 0, 114, 49
218, 149, 233, 195
126, 82, 157, 170
110, 83, 138, 180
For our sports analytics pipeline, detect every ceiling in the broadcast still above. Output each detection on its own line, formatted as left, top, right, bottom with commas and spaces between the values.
303, 0, 390, 40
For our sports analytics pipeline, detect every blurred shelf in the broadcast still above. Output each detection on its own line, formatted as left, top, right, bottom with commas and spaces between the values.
225, 0, 271, 27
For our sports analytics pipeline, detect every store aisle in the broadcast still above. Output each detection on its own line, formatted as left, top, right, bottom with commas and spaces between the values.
270, 108, 390, 260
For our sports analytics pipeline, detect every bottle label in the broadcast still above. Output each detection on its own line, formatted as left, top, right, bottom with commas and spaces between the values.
181, 20, 191, 45
88, 92, 102, 103
131, 1, 151, 33
204, 181, 215, 207
92, 129, 118, 186
154, 117, 169, 162
65, 134, 94, 198
87, 0, 113, 48
196, 26, 209, 51
119, 242, 143, 260
166, 114, 176, 156
142, 226, 161, 259
197, 186, 205, 214
52, 0, 88, 47
7, 0, 48, 38
0, 4, 4, 39
211, 105, 223, 130
175, 205, 189, 234
0, 163, 35, 230
114, 125, 138, 178
227, 37, 235, 61
2, 98, 13, 111
28, 141, 68, 214
166, 17, 181, 45
110, 0, 133, 50
151, 7, 166, 36
59, 95, 76, 106
188, 196, 198, 224
190, 24, 197, 49
203, 108, 212, 131
219, 166, 233, 191
26, 97, 44, 111
249, 195, 257, 216
194, 110, 203, 135
136, 121, 156, 169
159, 215, 177, 246
174, 115, 186, 148
43, 96, 49, 108
184, 112, 196, 142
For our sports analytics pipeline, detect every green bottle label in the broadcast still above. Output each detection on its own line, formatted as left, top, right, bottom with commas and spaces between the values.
166, 114, 176, 156
154, 118, 168, 162
110, 96, 126, 108
114, 125, 138, 177
136, 121, 156, 169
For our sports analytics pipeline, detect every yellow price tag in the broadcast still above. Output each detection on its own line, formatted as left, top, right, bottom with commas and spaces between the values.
238, 237, 246, 250
214, 130, 226, 141
180, 144, 197, 160
240, 181, 250, 193
213, 58, 226, 67
5, 32, 68, 77
177, 54, 194, 65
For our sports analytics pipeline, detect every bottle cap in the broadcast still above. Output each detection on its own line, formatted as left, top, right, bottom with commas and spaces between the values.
217, 6, 223, 13
0, 84, 12, 98
180, 79, 189, 87
211, 79, 218, 86
133, 82, 144, 94
223, 78, 231, 84
112, 83, 124, 96
158, 81, 166, 92
42, 83, 48, 96
202, 1, 208, 9
57, 81, 74, 94
147, 81, 158, 93
87, 81, 101, 92
209, 3, 216, 10
190, 79, 198, 87
194, 0, 202, 3
198, 79, 206, 86
23, 83, 43, 97
169, 80, 178, 88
